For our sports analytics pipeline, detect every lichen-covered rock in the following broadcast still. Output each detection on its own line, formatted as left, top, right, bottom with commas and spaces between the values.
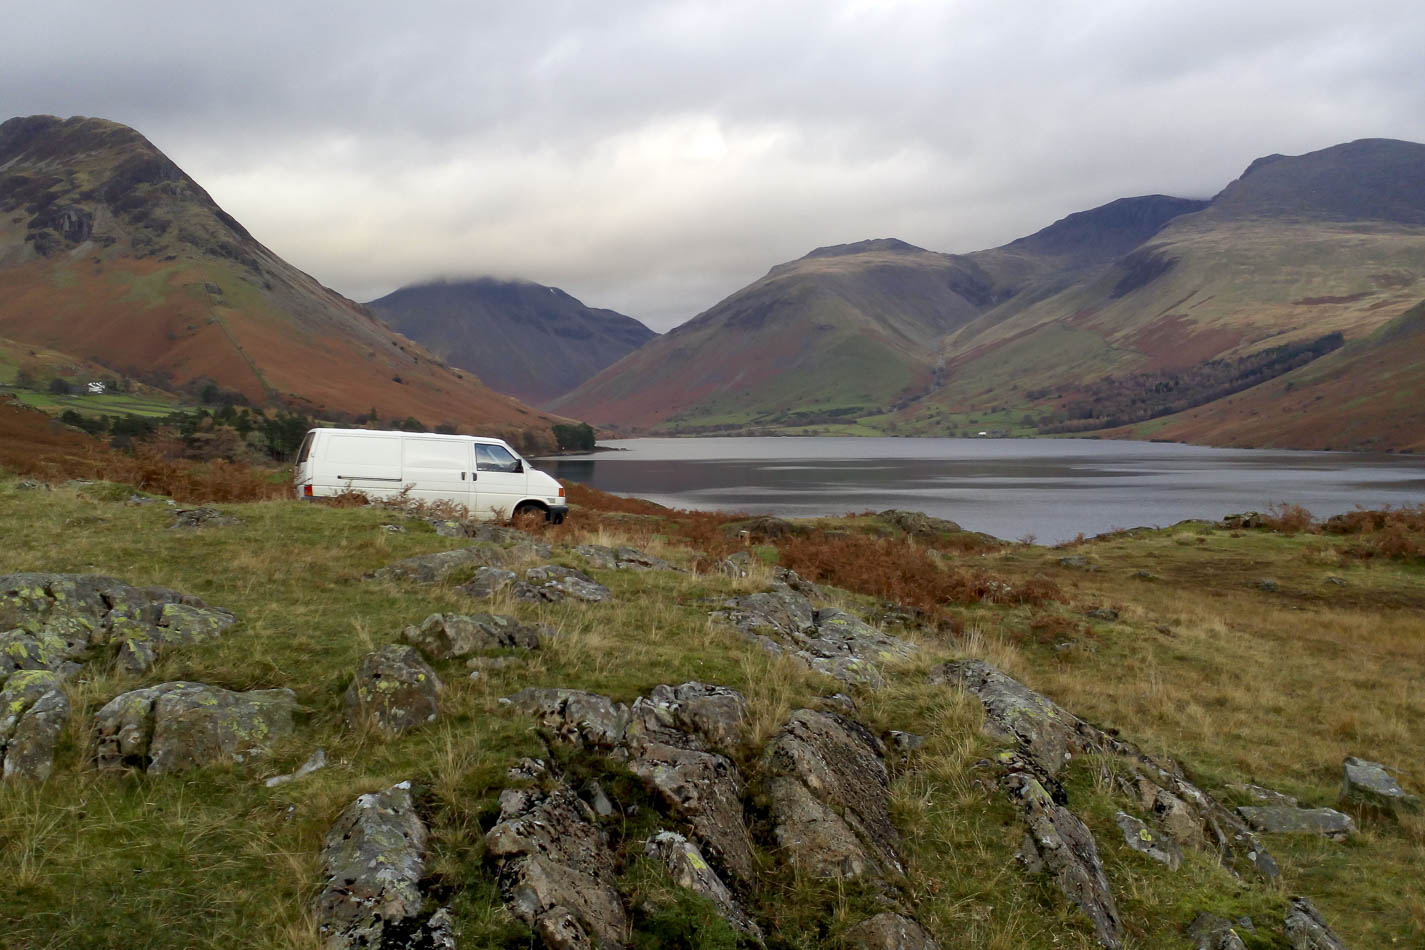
344, 645, 441, 734
644, 831, 760, 937
1283, 897, 1349, 950
629, 738, 756, 885
516, 565, 611, 603
1340, 756, 1420, 812
0, 669, 69, 781
1188, 913, 1248, 950
714, 589, 914, 686
1228, 783, 1299, 807
942, 659, 1279, 881
485, 784, 628, 950
934, 659, 1082, 775
574, 545, 675, 572
507, 687, 631, 749
1236, 806, 1355, 839
627, 682, 746, 753
458, 566, 518, 598
1113, 811, 1182, 869
370, 538, 549, 584
878, 509, 963, 537
842, 912, 941, 950
315, 782, 449, 949
0, 572, 236, 676
1006, 771, 1122, 949
169, 506, 241, 529
402, 612, 542, 658
762, 710, 903, 881
93, 681, 296, 774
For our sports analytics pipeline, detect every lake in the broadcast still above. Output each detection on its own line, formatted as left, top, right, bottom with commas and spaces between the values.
541, 437, 1425, 543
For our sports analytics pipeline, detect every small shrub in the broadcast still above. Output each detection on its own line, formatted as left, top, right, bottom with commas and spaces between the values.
1261, 502, 1316, 534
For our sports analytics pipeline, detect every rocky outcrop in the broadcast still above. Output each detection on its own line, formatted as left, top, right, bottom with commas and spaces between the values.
344, 645, 441, 734
0, 668, 69, 781
1283, 897, 1350, 950
1340, 756, 1419, 812
315, 782, 453, 950
627, 682, 747, 754
169, 506, 241, 529
0, 572, 236, 677
1114, 811, 1182, 869
878, 509, 963, 537
401, 612, 543, 658
93, 681, 295, 774
1005, 767, 1122, 949
516, 565, 612, 603
458, 567, 518, 598
843, 912, 942, 950
938, 659, 1280, 881
713, 582, 916, 686
1189, 913, 1249, 950
507, 688, 632, 750
644, 831, 760, 938
485, 783, 629, 950
761, 709, 903, 881
1237, 806, 1356, 839
574, 545, 675, 572
369, 538, 550, 584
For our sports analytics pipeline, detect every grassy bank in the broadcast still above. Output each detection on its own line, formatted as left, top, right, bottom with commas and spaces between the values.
1, 476, 1421, 948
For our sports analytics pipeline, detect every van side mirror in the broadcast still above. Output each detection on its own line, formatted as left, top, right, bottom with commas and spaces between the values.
514, 460, 524, 473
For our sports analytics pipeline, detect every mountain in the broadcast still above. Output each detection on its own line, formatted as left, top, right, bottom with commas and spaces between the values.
558, 139, 1425, 449
554, 196, 1210, 431
365, 278, 655, 405
550, 239, 1018, 429
0, 115, 565, 437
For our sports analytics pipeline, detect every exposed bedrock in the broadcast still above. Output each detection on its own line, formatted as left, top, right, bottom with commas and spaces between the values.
0, 668, 69, 781
92, 681, 295, 774
485, 783, 629, 950
314, 781, 454, 950
1, 571, 236, 677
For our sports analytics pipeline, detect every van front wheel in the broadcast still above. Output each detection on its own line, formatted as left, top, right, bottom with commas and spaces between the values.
512, 501, 547, 525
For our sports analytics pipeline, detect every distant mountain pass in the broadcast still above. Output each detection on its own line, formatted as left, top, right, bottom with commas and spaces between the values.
366, 278, 656, 405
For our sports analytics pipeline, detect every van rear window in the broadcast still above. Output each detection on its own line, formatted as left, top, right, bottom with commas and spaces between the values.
296, 431, 314, 464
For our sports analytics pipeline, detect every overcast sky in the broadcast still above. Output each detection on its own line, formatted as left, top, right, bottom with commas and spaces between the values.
6, 1, 1425, 330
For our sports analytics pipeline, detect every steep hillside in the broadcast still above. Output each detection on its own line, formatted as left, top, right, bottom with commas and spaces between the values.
552, 240, 1016, 430
366, 278, 655, 405
913, 139, 1425, 447
0, 115, 566, 436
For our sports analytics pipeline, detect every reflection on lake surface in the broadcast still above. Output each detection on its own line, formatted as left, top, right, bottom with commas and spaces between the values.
541, 437, 1425, 543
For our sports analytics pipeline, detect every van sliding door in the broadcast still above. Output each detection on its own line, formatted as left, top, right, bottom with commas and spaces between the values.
402, 438, 475, 512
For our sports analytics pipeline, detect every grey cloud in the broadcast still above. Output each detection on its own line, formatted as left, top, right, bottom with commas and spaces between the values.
6, 0, 1425, 330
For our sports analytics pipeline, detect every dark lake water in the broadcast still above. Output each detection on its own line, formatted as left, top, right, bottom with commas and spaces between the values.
540, 437, 1425, 543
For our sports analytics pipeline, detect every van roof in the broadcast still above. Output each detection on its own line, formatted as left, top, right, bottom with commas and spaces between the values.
307, 427, 514, 448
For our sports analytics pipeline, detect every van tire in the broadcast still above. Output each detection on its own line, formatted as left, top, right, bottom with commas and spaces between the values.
512, 501, 547, 523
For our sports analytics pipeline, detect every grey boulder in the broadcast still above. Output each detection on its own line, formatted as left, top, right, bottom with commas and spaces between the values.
1284, 897, 1349, 950
843, 912, 941, 950
344, 645, 441, 734
0, 669, 69, 781
1341, 756, 1420, 812
1188, 913, 1248, 950
574, 544, 674, 572
1236, 806, 1355, 840
93, 681, 295, 774
762, 709, 903, 881
402, 612, 542, 658
644, 831, 760, 938
1114, 811, 1182, 870
516, 565, 611, 603
484, 784, 628, 950
314, 782, 451, 949
506, 687, 631, 749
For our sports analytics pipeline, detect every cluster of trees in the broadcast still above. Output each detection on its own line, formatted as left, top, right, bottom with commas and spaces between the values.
1038, 332, 1345, 433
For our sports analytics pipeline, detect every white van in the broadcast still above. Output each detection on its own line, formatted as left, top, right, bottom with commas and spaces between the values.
293, 428, 568, 523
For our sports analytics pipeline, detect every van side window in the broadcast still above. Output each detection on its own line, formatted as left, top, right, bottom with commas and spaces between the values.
476, 443, 521, 473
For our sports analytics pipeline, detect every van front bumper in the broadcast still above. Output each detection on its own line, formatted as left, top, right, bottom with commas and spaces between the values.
547, 505, 569, 524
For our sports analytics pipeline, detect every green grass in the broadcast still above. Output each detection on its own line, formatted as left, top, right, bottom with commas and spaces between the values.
0, 478, 1421, 948
10, 391, 182, 418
